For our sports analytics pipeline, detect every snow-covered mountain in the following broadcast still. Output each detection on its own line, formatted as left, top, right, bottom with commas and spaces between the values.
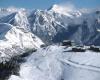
0, 23, 44, 63
0, 7, 45, 63
29, 5, 100, 45
0, 6, 100, 45
0, 5, 100, 62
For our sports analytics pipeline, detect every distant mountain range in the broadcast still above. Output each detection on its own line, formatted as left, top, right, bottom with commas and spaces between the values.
0, 5, 100, 62
0, 5, 100, 45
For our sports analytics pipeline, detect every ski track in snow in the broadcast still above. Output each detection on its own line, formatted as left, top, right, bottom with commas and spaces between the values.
8, 45, 100, 80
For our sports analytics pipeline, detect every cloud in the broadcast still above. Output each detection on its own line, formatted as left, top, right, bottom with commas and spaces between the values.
51, 2, 76, 16
58, 1, 76, 11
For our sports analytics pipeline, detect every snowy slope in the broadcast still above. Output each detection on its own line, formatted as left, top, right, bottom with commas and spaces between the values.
0, 23, 44, 63
8, 45, 100, 80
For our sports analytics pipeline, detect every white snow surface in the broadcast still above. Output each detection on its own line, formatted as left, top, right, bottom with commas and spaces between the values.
0, 23, 44, 63
9, 45, 100, 80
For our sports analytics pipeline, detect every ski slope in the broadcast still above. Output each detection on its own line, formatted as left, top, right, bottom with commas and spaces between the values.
9, 45, 100, 80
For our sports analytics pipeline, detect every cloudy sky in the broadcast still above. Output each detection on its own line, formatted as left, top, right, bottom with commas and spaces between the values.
0, 0, 100, 9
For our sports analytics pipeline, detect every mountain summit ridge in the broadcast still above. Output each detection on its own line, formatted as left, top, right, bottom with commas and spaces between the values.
0, 6, 100, 45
